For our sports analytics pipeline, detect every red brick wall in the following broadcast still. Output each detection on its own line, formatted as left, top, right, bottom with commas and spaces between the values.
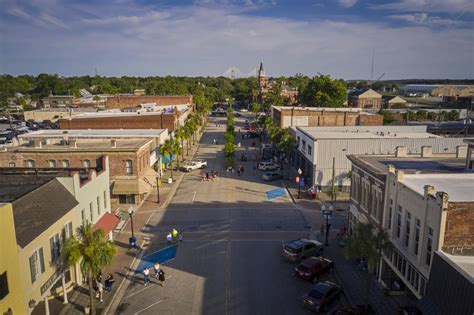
275, 108, 383, 127
59, 113, 178, 132
106, 95, 193, 109
443, 202, 474, 250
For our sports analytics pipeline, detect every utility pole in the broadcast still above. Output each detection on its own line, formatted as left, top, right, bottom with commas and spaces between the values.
332, 157, 336, 206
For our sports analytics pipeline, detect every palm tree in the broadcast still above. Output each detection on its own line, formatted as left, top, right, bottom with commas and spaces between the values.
62, 224, 117, 315
171, 138, 182, 169
160, 139, 175, 180
183, 123, 192, 156
278, 130, 297, 179
344, 223, 391, 311
175, 128, 186, 162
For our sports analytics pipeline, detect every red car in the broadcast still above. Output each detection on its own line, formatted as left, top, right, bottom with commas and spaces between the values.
294, 257, 334, 283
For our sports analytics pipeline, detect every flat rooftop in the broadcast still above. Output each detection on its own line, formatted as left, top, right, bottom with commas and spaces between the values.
439, 251, 474, 283
11, 138, 152, 151
20, 129, 166, 139
273, 106, 366, 113
64, 105, 190, 120
348, 156, 469, 175
296, 125, 430, 140
28, 108, 98, 113
402, 173, 474, 201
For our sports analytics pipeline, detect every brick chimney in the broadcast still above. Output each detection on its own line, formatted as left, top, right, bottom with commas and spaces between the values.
395, 146, 408, 157
421, 146, 433, 158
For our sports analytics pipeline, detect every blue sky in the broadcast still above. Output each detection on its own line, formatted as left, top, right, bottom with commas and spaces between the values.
1, 0, 473, 79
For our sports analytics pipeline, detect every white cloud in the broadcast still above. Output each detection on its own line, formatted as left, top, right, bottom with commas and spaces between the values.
374, 0, 474, 13
389, 13, 463, 26
337, 0, 358, 8
1, 2, 473, 78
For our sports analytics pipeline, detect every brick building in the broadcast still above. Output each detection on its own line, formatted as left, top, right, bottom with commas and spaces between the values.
58, 106, 191, 133
347, 150, 474, 302
0, 137, 159, 209
348, 88, 382, 111
271, 106, 383, 128
105, 95, 193, 109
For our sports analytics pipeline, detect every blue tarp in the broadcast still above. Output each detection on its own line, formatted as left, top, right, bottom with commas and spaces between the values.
135, 244, 178, 274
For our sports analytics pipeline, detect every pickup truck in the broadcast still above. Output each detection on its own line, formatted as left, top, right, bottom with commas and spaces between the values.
180, 160, 207, 172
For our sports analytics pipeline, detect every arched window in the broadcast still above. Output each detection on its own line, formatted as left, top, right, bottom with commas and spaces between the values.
125, 160, 133, 175
26, 159, 35, 168
49, 160, 56, 168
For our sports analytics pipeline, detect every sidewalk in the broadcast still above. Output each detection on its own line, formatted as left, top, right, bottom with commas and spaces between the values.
48, 129, 207, 315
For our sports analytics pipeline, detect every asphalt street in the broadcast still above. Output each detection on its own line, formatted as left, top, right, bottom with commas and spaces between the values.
116, 114, 348, 315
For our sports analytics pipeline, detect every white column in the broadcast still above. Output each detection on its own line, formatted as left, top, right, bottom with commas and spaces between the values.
62, 273, 68, 304
44, 297, 50, 315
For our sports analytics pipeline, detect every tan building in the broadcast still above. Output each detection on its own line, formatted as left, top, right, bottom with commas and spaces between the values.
0, 178, 80, 315
41, 95, 75, 109
24, 108, 98, 122
271, 106, 383, 128
105, 95, 193, 110
382, 95, 406, 108
431, 85, 474, 97
347, 150, 474, 301
348, 89, 382, 111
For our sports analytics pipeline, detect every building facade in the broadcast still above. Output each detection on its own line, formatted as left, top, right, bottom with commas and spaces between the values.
348, 89, 382, 111
272, 106, 383, 128
105, 95, 193, 110
41, 95, 75, 109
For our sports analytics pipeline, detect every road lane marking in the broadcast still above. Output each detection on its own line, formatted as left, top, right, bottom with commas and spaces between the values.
133, 299, 163, 315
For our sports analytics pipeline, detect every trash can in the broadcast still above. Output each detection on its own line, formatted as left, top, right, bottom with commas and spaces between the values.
168, 178, 173, 184
129, 236, 137, 248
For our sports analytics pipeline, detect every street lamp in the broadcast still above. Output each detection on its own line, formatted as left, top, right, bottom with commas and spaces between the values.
155, 174, 161, 204
128, 206, 136, 248
322, 204, 334, 247
297, 168, 303, 199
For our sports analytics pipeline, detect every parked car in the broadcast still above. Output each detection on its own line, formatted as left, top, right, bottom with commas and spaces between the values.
240, 108, 248, 112
262, 171, 283, 181
258, 161, 279, 171
294, 257, 334, 282
246, 131, 260, 138
302, 281, 342, 313
282, 239, 323, 262
180, 160, 207, 172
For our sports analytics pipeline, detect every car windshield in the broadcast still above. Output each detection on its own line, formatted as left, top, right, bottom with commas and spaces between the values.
284, 245, 300, 253
308, 289, 324, 300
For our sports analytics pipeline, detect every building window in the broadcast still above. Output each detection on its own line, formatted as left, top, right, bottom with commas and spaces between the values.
61, 222, 73, 244
396, 206, 402, 238
404, 212, 411, 247
27, 159, 35, 168
49, 159, 56, 168
8, 162, 15, 167
307, 145, 312, 156
301, 140, 306, 153
387, 199, 393, 230
125, 160, 133, 175
97, 196, 101, 216
29, 248, 45, 283
0, 272, 9, 300
62, 160, 70, 168
426, 227, 433, 266
49, 234, 61, 263
119, 194, 135, 204
297, 136, 300, 148
83, 159, 91, 169
81, 209, 86, 225
103, 191, 107, 209
414, 218, 420, 255
89, 202, 94, 222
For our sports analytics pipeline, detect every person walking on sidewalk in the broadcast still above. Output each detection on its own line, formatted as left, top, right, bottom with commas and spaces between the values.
154, 262, 161, 278
143, 267, 150, 286
158, 269, 166, 287
97, 281, 104, 302
104, 274, 115, 292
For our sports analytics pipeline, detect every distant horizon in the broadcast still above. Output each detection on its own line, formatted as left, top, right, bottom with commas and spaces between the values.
1, 1, 473, 79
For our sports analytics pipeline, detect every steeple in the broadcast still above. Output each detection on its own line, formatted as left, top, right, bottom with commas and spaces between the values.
258, 61, 265, 77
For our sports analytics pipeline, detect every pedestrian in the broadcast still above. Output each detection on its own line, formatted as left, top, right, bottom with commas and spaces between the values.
143, 268, 150, 286
237, 169, 241, 176
93, 279, 99, 298
206, 172, 210, 181
178, 233, 183, 244
97, 281, 104, 302
158, 269, 166, 287
172, 228, 178, 240
166, 232, 172, 244
104, 274, 115, 292
154, 262, 161, 278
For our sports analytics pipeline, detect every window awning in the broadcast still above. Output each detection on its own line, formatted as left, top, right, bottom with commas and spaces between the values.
94, 212, 121, 234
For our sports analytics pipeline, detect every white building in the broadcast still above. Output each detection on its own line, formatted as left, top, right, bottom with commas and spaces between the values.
291, 125, 471, 189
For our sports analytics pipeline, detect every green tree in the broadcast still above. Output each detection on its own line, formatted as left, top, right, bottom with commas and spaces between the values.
250, 102, 259, 123
298, 74, 347, 107
344, 223, 392, 311
278, 130, 298, 178
175, 128, 186, 161
62, 224, 117, 315
379, 110, 395, 125
160, 139, 175, 180
171, 138, 183, 169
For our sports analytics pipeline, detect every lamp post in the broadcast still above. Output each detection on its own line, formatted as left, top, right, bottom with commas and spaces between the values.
155, 174, 161, 204
297, 168, 303, 199
322, 204, 333, 247
128, 206, 136, 248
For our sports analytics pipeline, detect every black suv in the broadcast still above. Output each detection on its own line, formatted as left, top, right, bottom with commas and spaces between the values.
302, 281, 342, 313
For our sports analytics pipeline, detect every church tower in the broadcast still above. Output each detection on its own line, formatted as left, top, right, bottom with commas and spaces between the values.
257, 61, 268, 92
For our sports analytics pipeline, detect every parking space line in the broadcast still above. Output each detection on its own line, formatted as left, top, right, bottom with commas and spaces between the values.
133, 299, 163, 315
123, 284, 155, 300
